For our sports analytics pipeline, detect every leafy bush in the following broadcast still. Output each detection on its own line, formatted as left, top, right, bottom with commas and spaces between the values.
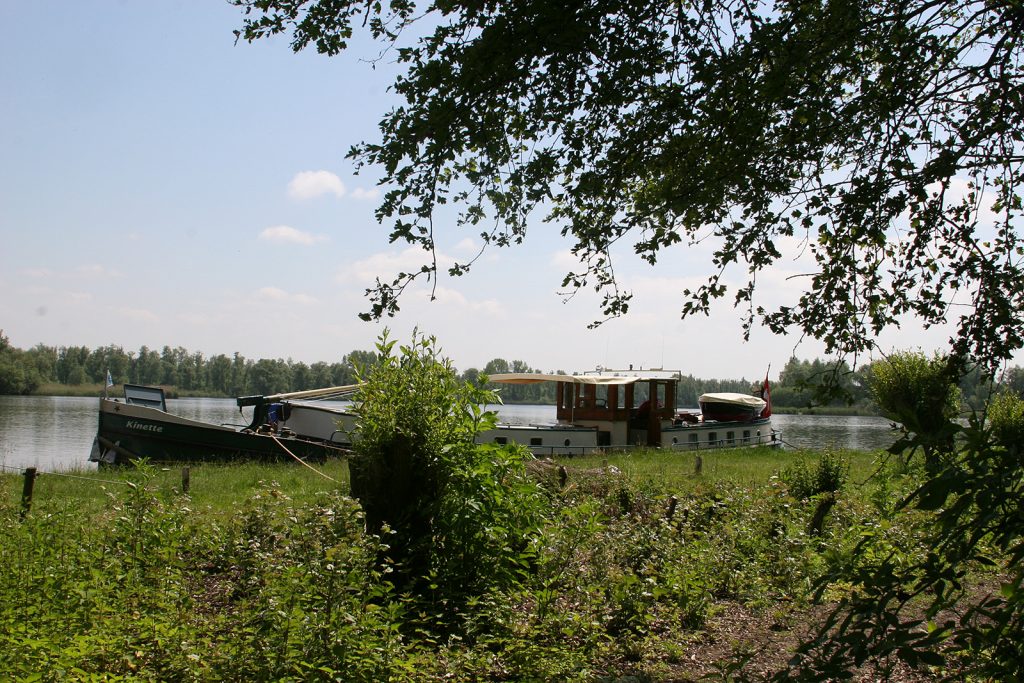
349, 331, 547, 611
870, 351, 961, 471
781, 450, 849, 500
988, 391, 1024, 452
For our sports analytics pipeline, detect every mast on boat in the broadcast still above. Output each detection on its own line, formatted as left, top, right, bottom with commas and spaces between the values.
236, 383, 361, 408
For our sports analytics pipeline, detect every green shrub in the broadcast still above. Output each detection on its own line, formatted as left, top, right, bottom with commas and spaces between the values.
781, 450, 849, 500
349, 331, 547, 613
870, 351, 961, 471
988, 391, 1024, 451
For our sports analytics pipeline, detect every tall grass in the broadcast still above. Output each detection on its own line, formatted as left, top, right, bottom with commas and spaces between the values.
1, 458, 351, 517
0, 448, 944, 681
585, 445, 879, 490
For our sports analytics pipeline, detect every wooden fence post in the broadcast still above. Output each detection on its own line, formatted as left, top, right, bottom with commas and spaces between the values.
20, 467, 37, 520
182, 467, 190, 494
666, 495, 678, 522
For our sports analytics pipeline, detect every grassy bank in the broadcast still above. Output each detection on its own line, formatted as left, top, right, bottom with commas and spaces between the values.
0, 448, 957, 681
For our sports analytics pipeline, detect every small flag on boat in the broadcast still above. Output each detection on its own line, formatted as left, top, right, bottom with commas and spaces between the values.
106, 370, 114, 388
760, 371, 772, 418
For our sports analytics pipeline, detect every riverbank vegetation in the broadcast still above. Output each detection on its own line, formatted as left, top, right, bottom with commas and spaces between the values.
3, 338, 1022, 678
0, 447, 939, 681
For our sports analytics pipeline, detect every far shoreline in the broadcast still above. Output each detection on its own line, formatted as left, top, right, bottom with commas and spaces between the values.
25, 383, 225, 400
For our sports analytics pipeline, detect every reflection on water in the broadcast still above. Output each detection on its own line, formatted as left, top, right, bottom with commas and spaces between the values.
0, 396, 899, 473
0, 395, 101, 473
770, 413, 898, 452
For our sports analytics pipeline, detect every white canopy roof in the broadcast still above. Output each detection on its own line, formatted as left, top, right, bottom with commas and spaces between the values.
489, 373, 635, 385
489, 372, 675, 385
699, 392, 767, 409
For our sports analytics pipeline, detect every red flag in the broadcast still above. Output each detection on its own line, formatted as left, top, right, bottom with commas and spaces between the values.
760, 373, 772, 418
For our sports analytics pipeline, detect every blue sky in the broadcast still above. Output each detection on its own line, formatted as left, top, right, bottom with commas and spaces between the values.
0, 1, 980, 380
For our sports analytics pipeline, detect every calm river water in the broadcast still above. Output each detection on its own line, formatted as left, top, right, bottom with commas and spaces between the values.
0, 395, 899, 472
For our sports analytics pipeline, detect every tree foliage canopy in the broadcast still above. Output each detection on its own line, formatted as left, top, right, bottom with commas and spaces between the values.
235, 0, 1023, 369
231, 1, 1024, 677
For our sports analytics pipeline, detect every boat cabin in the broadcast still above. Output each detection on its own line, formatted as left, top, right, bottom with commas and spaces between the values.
489, 369, 680, 448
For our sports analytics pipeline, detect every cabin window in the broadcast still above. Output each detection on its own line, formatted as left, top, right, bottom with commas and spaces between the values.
727, 431, 735, 444
689, 433, 699, 444
671, 436, 679, 445
743, 430, 751, 443
494, 437, 508, 445
708, 432, 717, 443
564, 439, 571, 447
656, 383, 667, 412
530, 437, 543, 446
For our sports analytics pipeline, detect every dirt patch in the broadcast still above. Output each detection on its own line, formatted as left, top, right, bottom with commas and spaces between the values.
648, 600, 934, 682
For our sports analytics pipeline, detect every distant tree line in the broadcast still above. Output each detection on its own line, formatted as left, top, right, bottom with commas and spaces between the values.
771, 356, 1024, 413
0, 331, 377, 397
1, 332, 1021, 412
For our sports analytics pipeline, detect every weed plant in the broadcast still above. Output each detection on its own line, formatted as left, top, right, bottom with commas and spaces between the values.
0, 446, 945, 681
780, 449, 850, 500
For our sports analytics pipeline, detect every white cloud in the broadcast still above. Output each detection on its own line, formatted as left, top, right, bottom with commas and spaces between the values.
117, 307, 159, 322
260, 286, 289, 301
339, 246, 452, 286
76, 264, 121, 278
258, 225, 328, 246
257, 286, 318, 305
414, 285, 504, 315
21, 267, 52, 278
287, 170, 346, 200
453, 238, 478, 254
549, 249, 581, 271
350, 187, 380, 200
177, 312, 211, 325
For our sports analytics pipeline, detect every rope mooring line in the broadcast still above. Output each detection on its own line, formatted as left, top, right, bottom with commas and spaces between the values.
40, 470, 133, 486
271, 436, 339, 483
4, 468, 131, 486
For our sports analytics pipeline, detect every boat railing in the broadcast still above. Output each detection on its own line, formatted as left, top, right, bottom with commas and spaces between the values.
667, 431, 782, 451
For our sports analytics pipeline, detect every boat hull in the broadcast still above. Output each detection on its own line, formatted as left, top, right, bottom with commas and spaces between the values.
478, 424, 603, 456
478, 417, 779, 455
91, 398, 346, 466
662, 417, 778, 450
279, 402, 356, 446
